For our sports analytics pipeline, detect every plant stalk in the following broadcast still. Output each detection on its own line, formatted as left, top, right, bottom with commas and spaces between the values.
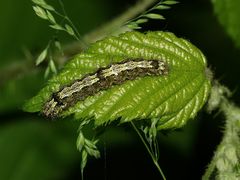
130, 121, 166, 180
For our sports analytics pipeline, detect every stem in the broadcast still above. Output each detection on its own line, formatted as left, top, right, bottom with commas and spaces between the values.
203, 83, 240, 180
83, 0, 157, 43
123, 0, 163, 26
57, 0, 88, 48
130, 121, 166, 180
81, 169, 84, 180
58, 0, 80, 38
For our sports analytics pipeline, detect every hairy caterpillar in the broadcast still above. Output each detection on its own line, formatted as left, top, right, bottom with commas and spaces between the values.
43, 58, 168, 118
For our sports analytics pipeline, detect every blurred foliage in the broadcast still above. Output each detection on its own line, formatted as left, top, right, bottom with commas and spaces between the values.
212, 0, 240, 49
0, 0, 111, 66
0, 119, 79, 180
1, 0, 240, 179
0, 70, 44, 113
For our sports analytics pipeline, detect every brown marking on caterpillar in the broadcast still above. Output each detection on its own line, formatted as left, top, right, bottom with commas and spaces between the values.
42, 58, 168, 118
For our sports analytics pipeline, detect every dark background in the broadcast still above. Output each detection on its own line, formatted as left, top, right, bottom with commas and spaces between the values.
0, 0, 239, 179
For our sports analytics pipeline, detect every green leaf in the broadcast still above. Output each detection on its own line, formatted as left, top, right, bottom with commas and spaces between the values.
54, 39, 62, 52
162, 0, 179, 5
156, 5, 171, 10
46, 10, 56, 24
32, 0, 55, 11
24, 31, 211, 130
126, 22, 141, 30
49, 59, 57, 74
32, 0, 45, 4
65, 24, 75, 36
76, 132, 85, 152
35, 47, 48, 65
44, 66, 50, 79
32, 6, 48, 20
212, 0, 240, 48
80, 150, 88, 173
135, 18, 149, 24
49, 24, 65, 31
143, 13, 165, 20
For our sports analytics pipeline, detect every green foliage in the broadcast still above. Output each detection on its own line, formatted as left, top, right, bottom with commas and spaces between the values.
35, 45, 48, 66
32, 0, 55, 11
24, 31, 211, 130
32, 0, 79, 40
203, 83, 240, 180
4, 0, 240, 179
32, 0, 83, 78
34, 42, 58, 78
0, 120, 78, 180
212, 0, 240, 49
125, 0, 178, 29
0, 71, 45, 113
132, 120, 166, 179
25, 3, 211, 175
76, 131, 100, 178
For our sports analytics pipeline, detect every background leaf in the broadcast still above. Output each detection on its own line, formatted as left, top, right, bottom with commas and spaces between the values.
35, 47, 48, 65
32, 0, 55, 11
24, 31, 211, 130
65, 24, 75, 36
33, 6, 48, 20
0, 119, 79, 180
162, 0, 179, 5
0, 70, 45, 113
212, 0, 240, 49
143, 13, 165, 20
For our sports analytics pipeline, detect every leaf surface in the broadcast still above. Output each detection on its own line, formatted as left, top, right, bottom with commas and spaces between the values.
24, 31, 211, 130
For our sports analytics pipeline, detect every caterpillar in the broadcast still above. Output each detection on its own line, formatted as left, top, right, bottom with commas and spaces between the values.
42, 58, 168, 118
